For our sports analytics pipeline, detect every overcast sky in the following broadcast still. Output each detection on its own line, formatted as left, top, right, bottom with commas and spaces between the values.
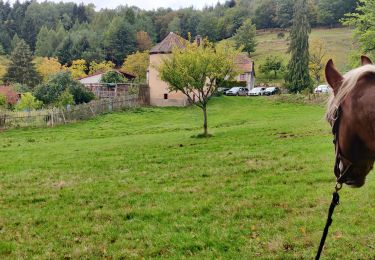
10, 0, 226, 10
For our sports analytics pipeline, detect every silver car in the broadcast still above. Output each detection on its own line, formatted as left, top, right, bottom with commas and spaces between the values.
226, 87, 248, 96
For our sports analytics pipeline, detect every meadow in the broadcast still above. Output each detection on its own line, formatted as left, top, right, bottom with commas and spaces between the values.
253, 27, 354, 83
1, 96, 375, 258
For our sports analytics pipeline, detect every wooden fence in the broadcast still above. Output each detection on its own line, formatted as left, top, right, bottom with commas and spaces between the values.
0, 94, 140, 129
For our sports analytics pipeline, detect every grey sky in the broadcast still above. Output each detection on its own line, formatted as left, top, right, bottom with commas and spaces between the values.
10, 0, 226, 10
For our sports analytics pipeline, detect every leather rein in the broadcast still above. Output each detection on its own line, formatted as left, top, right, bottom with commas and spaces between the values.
315, 105, 353, 260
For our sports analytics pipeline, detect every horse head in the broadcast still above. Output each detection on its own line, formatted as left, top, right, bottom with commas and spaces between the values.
325, 56, 375, 187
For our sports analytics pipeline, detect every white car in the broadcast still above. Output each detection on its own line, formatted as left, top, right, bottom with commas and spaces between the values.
314, 85, 332, 94
249, 87, 266, 96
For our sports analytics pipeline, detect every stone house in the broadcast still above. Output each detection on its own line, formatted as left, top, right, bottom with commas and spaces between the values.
148, 32, 256, 106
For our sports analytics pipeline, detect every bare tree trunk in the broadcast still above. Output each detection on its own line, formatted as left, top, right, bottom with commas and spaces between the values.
202, 105, 208, 136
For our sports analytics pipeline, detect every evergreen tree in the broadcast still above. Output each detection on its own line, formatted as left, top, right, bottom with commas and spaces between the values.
56, 36, 74, 65
3, 40, 42, 88
10, 34, 21, 51
104, 17, 136, 65
285, 0, 312, 93
21, 16, 38, 51
35, 26, 53, 57
233, 19, 257, 55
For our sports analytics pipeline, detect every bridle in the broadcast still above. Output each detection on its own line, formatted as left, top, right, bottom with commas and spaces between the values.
331, 105, 353, 186
316, 104, 353, 260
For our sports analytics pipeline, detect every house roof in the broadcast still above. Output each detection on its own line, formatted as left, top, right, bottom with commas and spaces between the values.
0, 86, 20, 105
235, 53, 254, 73
150, 32, 188, 54
78, 69, 136, 81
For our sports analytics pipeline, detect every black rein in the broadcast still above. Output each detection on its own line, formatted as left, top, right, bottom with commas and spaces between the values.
315, 106, 352, 259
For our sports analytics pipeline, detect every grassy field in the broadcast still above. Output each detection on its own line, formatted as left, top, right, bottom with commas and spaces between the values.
1, 96, 375, 258
253, 27, 354, 82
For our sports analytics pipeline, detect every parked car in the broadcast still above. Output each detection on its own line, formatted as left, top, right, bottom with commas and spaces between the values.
264, 87, 280, 96
249, 87, 266, 96
226, 87, 248, 96
217, 87, 230, 95
314, 85, 332, 94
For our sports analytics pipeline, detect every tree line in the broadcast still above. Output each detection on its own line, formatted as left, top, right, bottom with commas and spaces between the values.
0, 0, 357, 66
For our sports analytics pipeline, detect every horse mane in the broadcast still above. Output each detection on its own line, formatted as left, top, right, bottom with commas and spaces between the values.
326, 64, 375, 123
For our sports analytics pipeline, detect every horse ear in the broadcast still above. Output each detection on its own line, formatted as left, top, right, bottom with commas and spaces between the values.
361, 55, 373, 66
325, 59, 343, 94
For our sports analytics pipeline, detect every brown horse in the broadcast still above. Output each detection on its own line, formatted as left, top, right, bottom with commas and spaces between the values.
325, 56, 375, 187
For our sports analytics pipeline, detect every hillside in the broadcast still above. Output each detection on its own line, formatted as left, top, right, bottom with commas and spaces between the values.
1, 96, 375, 258
252, 27, 354, 81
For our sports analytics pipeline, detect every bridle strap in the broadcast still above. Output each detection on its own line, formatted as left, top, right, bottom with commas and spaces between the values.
331, 106, 353, 184
316, 105, 352, 259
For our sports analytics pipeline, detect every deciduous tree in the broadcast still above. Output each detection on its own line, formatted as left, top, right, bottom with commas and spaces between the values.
136, 31, 153, 51
15, 92, 42, 111
34, 57, 63, 82
89, 61, 115, 75
309, 39, 329, 84
158, 40, 240, 137
121, 51, 149, 81
70, 59, 87, 79
260, 55, 284, 79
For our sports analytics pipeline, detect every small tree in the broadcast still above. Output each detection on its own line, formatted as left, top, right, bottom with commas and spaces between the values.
309, 39, 329, 84
121, 51, 149, 82
34, 57, 63, 82
101, 71, 127, 84
233, 19, 257, 56
15, 92, 42, 111
158, 40, 240, 136
70, 59, 87, 79
259, 55, 284, 79
56, 90, 75, 108
89, 61, 115, 75
4, 40, 42, 88
136, 31, 153, 51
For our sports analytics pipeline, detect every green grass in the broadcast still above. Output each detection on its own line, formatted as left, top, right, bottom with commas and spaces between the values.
1, 96, 375, 258
253, 27, 355, 82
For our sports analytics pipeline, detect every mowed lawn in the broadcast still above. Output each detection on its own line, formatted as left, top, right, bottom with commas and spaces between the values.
1, 96, 375, 258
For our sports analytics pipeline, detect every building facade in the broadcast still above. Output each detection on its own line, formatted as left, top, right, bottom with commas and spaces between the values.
148, 32, 256, 107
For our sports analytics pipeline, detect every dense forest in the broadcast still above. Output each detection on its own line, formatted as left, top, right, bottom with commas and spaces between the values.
0, 0, 357, 66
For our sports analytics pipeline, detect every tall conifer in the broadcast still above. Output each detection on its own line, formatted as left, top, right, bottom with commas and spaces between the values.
4, 40, 41, 88
285, 0, 312, 93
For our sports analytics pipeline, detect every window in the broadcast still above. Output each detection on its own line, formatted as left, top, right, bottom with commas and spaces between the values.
240, 74, 246, 81
164, 93, 168, 100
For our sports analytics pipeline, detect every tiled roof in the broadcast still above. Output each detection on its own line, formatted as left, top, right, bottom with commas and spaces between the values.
235, 53, 254, 73
150, 32, 188, 54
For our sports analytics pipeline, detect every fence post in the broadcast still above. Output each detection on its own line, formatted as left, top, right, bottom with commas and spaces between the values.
51, 110, 54, 127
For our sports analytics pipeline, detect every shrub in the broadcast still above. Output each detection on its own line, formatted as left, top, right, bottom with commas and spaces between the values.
15, 92, 42, 111
56, 90, 75, 108
101, 70, 127, 84
34, 72, 94, 105
0, 94, 6, 108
